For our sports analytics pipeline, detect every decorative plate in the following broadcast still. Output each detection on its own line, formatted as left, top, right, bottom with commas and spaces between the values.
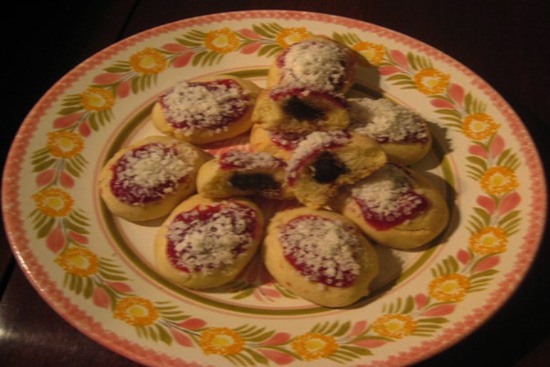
2, 10, 547, 367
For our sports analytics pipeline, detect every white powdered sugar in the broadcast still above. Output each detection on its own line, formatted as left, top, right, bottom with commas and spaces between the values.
220, 149, 285, 170
349, 98, 428, 143
115, 143, 195, 201
351, 164, 423, 220
280, 215, 361, 286
280, 40, 350, 92
167, 203, 255, 273
161, 80, 248, 135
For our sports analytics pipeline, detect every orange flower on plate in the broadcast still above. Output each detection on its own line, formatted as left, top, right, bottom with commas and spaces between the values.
352, 41, 385, 66
291, 332, 338, 361
469, 227, 508, 255
372, 314, 416, 339
275, 27, 310, 48
413, 68, 450, 95
113, 297, 159, 326
479, 166, 519, 195
80, 87, 115, 111
428, 273, 470, 302
55, 247, 99, 277
46, 131, 84, 158
462, 113, 500, 140
129, 47, 167, 74
204, 28, 240, 54
32, 188, 74, 217
199, 327, 245, 356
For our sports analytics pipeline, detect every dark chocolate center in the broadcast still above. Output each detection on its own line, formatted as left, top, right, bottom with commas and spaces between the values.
311, 152, 349, 183
229, 173, 280, 192
283, 96, 325, 121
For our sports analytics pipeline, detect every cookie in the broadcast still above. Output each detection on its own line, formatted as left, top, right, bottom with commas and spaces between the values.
249, 123, 307, 161
286, 131, 387, 209
348, 98, 432, 165
196, 149, 294, 200
152, 74, 262, 144
155, 194, 264, 290
98, 136, 208, 221
332, 163, 449, 249
262, 207, 379, 307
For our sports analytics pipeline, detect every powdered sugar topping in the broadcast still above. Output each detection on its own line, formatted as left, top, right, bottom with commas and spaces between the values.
349, 98, 428, 143
279, 215, 361, 287
166, 202, 256, 274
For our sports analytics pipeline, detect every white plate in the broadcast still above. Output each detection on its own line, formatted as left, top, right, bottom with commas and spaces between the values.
3, 10, 547, 367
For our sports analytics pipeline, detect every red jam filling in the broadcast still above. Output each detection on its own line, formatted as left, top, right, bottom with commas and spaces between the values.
352, 165, 429, 230
110, 144, 187, 205
279, 215, 360, 288
159, 79, 248, 131
166, 202, 257, 273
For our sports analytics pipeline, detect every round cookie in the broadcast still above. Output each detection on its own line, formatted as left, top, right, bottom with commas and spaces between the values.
249, 123, 307, 161
196, 149, 294, 200
152, 74, 262, 145
266, 35, 358, 94
348, 98, 432, 165
251, 86, 350, 133
286, 131, 387, 209
155, 194, 264, 290
263, 207, 379, 307
332, 163, 449, 249
98, 136, 208, 222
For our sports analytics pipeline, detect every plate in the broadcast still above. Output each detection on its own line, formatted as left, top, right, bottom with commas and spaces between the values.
2, 10, 547, 367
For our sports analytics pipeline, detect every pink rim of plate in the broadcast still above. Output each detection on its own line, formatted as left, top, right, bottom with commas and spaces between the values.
2, 10, 547, 367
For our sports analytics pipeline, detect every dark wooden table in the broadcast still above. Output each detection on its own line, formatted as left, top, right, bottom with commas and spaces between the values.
1, 1, 549, 366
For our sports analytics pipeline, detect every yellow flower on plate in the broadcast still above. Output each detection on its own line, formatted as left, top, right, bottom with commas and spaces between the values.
428, 273, 470, 302
469, 227, 508, 255
113, 297, 159, 326
275, 27, 310, 48
203, 28, 240, 54
462, 113, 500, 140
129, 47, 167, 74
46, 131, 84, 158
291, 332, 338, 361
413, 68, 450, 95
199, 327, 245, 356
80, 87, 115, 111
479, 166, 519, 195
32, 188, 74, 217
352, 41, 385, 66
55, 247, 99, 277
372, 314, 416, 339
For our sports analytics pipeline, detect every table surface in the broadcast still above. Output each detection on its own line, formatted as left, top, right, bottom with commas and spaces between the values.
1, 1, 549, 366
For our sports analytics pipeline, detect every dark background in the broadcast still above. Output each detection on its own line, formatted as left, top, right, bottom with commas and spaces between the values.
1, 1, 549, 366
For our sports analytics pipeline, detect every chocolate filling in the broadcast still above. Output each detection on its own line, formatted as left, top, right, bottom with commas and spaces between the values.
229, 173, 280, 192
311, 152, 349, 183
283, 96, 325, 121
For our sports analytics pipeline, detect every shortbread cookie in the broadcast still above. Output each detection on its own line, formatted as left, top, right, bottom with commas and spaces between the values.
249, 123, 307, 161
263, 207, 379, 307
349, 98, 432, 165
286, 131, 387, 209
251, 86, 350, 133
333, 163, 449, 249
99, 136, 208, 221
155, 194, 264, 290
152, 75, 262, 144
266, 36, 358, 94
197, 149, 294, 200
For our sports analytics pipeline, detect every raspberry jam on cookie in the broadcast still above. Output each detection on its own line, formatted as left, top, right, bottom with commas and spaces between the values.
159, 79, 249, 136
351, 164, 429, 230
279, 215, 361, 287
165, 202, 257, 273
286, 131, 351, 186
268, 131, 306, 151
110, 143, 193, 205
